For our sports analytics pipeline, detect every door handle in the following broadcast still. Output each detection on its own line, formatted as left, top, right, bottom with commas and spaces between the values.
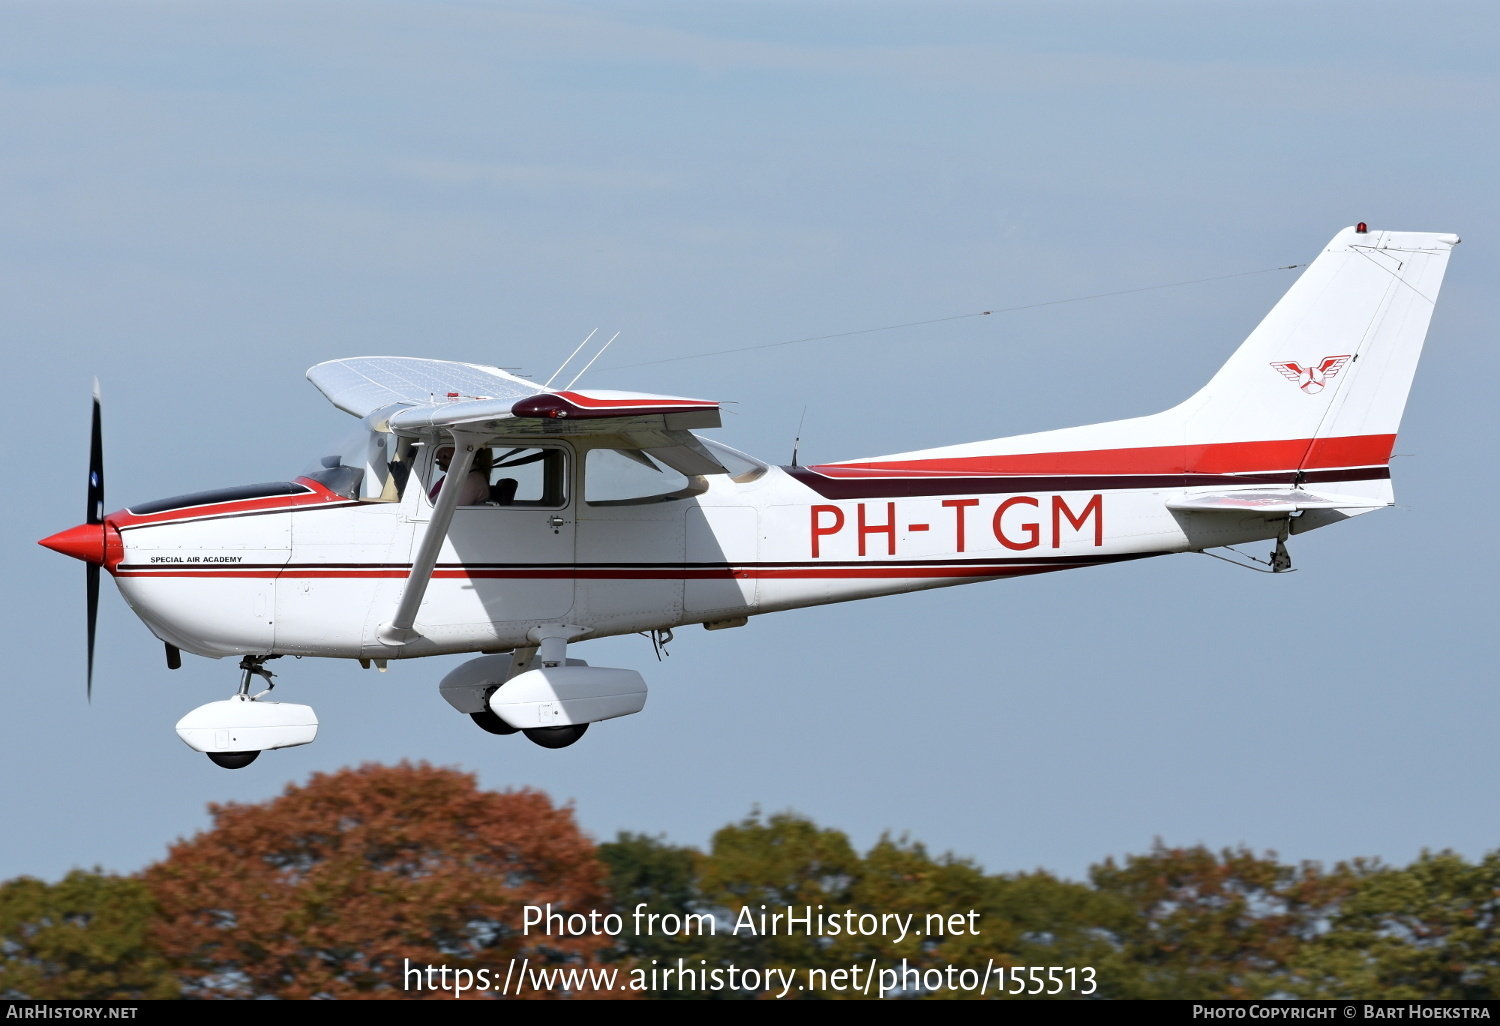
546, 515, 568, 528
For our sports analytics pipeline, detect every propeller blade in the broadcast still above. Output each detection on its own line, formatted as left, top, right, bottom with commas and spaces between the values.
87, 378, 103, 702
88, 378, 104, 525
86, 563, 99, 703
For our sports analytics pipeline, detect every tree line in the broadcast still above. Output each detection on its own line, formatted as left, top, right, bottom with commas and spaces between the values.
2, 763, 1496, 999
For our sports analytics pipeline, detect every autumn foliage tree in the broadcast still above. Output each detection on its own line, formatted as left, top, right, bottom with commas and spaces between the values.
143, 762, 615, 999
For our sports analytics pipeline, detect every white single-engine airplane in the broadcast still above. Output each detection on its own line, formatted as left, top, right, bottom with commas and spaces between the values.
41, 225, 1457, 767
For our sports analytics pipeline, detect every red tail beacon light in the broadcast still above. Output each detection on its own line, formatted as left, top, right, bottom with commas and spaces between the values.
1356, 222, 1368, 234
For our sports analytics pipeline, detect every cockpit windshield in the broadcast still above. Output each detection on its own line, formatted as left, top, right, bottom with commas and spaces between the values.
300, 427, 413, 501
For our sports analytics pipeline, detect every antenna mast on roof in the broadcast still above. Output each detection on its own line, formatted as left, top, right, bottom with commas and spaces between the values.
544, 329, 598, 388
564, 331, 621, 389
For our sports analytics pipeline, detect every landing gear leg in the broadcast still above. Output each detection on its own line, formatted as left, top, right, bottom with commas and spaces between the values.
520, 626, 595, 749
236, 654, 278, 698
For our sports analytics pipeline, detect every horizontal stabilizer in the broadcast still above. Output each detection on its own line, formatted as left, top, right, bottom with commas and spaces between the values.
1167, 489, 1389, 513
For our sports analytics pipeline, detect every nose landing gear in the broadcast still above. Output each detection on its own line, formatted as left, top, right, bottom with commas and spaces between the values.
174, 655, 319, 769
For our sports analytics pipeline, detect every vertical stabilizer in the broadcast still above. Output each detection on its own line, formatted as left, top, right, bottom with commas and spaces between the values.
1174, 226, 1458, 469
819, 226, 1457, 489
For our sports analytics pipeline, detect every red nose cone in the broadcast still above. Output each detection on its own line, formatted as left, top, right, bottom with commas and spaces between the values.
39, 523, 107, 564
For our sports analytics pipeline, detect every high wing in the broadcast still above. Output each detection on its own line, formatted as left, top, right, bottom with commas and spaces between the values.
307, 356, 543, 417
307, 356, 728, 476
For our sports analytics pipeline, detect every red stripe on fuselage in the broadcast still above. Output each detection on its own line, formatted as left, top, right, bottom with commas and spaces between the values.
815, 434, 1395, 478
113, 561, 1117, 581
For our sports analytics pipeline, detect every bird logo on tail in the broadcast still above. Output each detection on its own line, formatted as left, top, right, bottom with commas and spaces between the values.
1270, 355, 1351, 394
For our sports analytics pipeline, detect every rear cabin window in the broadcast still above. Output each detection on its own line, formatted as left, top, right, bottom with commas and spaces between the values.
584, 448, 703, 505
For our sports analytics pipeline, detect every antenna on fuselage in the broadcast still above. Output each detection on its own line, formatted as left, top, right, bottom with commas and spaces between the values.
790, 406, 808, 467
564, 331, 621, 389
544, 328, 598, 388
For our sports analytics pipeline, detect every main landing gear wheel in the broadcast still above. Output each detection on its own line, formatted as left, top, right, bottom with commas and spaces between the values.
206, 751, 260, 769
523, 724, 588, 749
470, 710, 520, 735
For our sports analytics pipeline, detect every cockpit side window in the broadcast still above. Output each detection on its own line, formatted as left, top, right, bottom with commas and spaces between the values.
424, 444, 569, 509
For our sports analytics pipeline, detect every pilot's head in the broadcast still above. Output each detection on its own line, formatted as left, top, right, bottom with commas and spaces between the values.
435, 446, 493, 474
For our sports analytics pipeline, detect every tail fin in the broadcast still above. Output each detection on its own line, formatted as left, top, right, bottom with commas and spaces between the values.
823, 226, 1457, 484
1173, 225, 1458, 470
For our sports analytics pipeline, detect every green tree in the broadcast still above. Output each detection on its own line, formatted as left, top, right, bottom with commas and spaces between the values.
0, 870, 177, 999
693, 813, 1115, 999
1088, 842, 1354, 999
979, 865, 1131, 997
598, 830, 731, 998
1288, 850, 1500, 999
842, 834, 1124, 998
696, 809, 861, 978
599, 832, 699, 948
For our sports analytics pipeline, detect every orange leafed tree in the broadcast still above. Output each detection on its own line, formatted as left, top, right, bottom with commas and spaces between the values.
144, 762, 617, 999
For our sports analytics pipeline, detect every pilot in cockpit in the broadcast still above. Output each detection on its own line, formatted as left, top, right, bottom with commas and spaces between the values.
429, 446, 494, 505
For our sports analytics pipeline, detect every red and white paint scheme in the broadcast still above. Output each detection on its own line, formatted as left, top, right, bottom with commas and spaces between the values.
39, 225, 1459, 765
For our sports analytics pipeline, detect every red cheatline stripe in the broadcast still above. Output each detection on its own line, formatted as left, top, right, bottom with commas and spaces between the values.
114, 564, 1089, 581
815, 434, 1395, 478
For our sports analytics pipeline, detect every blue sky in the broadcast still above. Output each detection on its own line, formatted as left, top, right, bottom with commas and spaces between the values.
3, 1, 1497, 884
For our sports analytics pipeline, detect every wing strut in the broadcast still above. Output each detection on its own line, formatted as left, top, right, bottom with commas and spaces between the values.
378, 430, 482, 646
